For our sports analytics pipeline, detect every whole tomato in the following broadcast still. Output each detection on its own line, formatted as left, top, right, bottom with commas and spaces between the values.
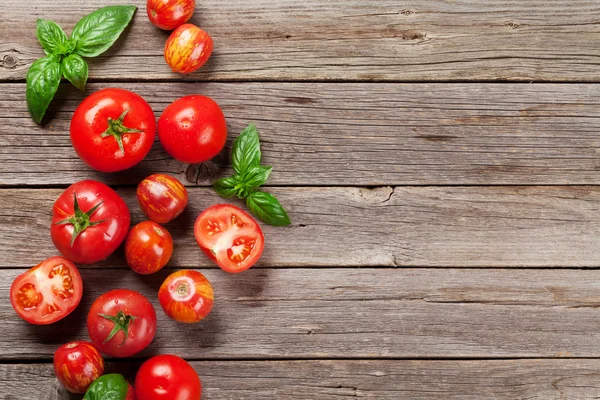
164, 24, 213, 74
54, 341, 104, 394
158, 95, 227, 164
51, 180, 130, 264
135, 354, 201, 400
158, 270, 214, 323
137, 174, 188, 223
125, 221, 173, 275
70, 88, 156, 172
87, 289, 157, 358
147, 0, 195, 30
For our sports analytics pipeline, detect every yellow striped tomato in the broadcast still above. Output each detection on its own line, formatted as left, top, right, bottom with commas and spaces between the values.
147, 0, 195, 31
137, 174, 188, 224
158, 270, 214, 323
164, 23, 213, 74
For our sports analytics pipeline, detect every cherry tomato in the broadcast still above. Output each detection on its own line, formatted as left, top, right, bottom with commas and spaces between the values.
158, 95, 227, 164
10, 256, 83, 325
135, 354, 201, 400
125, 221, 173, 275
194, 204, 264, 273
164, 23, 213, 74
70, 88, 156, 172
137, 174, 188, 223
51, 180, 130, 264
147, 0, 195, 30
87, 289, 157, 358
54, 341, 104, 394
158, 270, 213, 323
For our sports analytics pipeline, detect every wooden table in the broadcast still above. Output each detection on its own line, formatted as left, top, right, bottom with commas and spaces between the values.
2, 1, 600, 398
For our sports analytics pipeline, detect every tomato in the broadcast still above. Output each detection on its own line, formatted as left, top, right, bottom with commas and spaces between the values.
194, 204, 264, 273
164, 24, 213, 74
158, 270, 213, 323
51, 180, 130, 264
125, 221, 173, 275
70, 88, 156, 172
147, 0, 195, 30
158, 95, 227, 164
137, 174, 188, 223
126, 384, 137, 400
54, 341, 104, 394
135, 354, 201, 400
87, 289, 157, 358
10, 256, 83, 325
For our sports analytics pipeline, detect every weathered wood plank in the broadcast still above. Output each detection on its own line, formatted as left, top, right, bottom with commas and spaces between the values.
1, 0, 599, 81
2, 82, 600, 186
3, 268, 600, 360
4, 359, 600, 399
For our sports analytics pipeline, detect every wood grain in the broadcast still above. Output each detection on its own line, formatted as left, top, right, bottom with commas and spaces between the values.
1, 0, 599, 81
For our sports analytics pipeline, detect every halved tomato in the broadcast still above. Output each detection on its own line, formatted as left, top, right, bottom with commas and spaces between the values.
194, 204, 264, 273
10, 256, 83, 325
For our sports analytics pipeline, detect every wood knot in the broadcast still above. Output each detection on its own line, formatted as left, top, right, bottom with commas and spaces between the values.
185, 161, 220, 185
505, 22, 519, 29
2, 54, 18, 69
401, 31, 425, 40
400, 9, 414, 15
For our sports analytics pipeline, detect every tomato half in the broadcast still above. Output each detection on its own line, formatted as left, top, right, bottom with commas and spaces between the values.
147, 0, 195, 30
135, 354, 201, 400
54, 341, 104, 394
158, 95, 227, 164
125, 221, 173, 275
51, 180, 130, 264
10, 256, 83, 325
70, 88, 156, 172
158, 270, 214, 323
164, 24, 213, 74
194, 204, 264, 273
87, 289, 157, 358
137, 174, 188, 223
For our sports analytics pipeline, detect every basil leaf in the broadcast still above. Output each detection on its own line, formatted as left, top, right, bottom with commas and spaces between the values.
26, 55, 62, 124
246, 191, 291, 226
36, 19, 68, 55
71, 5, 137, 58
213, 176, 240, 198
242, 165, 272, 189
83, 374, 129, 400
232, 123, 261, 174
62, 54, 88, 91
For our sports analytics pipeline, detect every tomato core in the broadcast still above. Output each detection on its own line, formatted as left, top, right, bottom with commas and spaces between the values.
100, 108, 144, 154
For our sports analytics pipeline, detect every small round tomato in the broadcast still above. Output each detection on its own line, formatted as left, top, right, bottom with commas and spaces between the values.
164, 24, 213, 74
137, 174, 188, 223
125, 221, 173, 275
158, 95, 227, 164
54, 341, 104, 394
159, 270, 214, 323
87, 289, 157, 358
136, 354, 201, 400
194, 204, 264, 273
51, 180, 130, 264
10, 256, 83, 325
70, 88, 156, 172
147, 0, 195, 30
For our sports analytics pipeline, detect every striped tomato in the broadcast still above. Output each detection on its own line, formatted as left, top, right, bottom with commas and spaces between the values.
137, 174, 188, 224
54, 341, 104, 394
147, 0, 195, 30
158, 270, 214, 323
164, 24, 213, 74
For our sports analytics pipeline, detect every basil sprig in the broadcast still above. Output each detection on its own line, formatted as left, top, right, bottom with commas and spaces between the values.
83, 373, 130, 400
213, 124, 291, 226
26, 5, 136, 124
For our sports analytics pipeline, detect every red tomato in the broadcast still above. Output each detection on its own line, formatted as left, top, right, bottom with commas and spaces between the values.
137, 174, 188, 223
164, 24, 213, 74
194, 204, 264, 273
70, 88, 156, 172
147, 0, 195, 30
125, 221, 173, 275
10, 256, 83, 325
126, 384, 137, 400
54, 341, 104, 394
158, 270, 213, 323
158, 95, 227, 164
51, 180, 130, 264
135, 354, 201, 400
87, 289, 157, 358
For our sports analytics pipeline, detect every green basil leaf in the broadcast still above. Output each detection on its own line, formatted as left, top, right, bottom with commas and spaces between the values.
242, 165, 272, 189
232, 123, 261, 174
83, 373, 129, 400
36, 19, 68, 55
62, 54, 88, 91
26, 55, 62, 124
71, 5, 137, 58
246, 191, 291, 226
213, 176, 240, 198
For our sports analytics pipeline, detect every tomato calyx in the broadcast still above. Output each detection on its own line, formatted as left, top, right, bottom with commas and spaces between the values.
98, 311, 137, 347
100, 108, 144, 154
56, 193, 106, 246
